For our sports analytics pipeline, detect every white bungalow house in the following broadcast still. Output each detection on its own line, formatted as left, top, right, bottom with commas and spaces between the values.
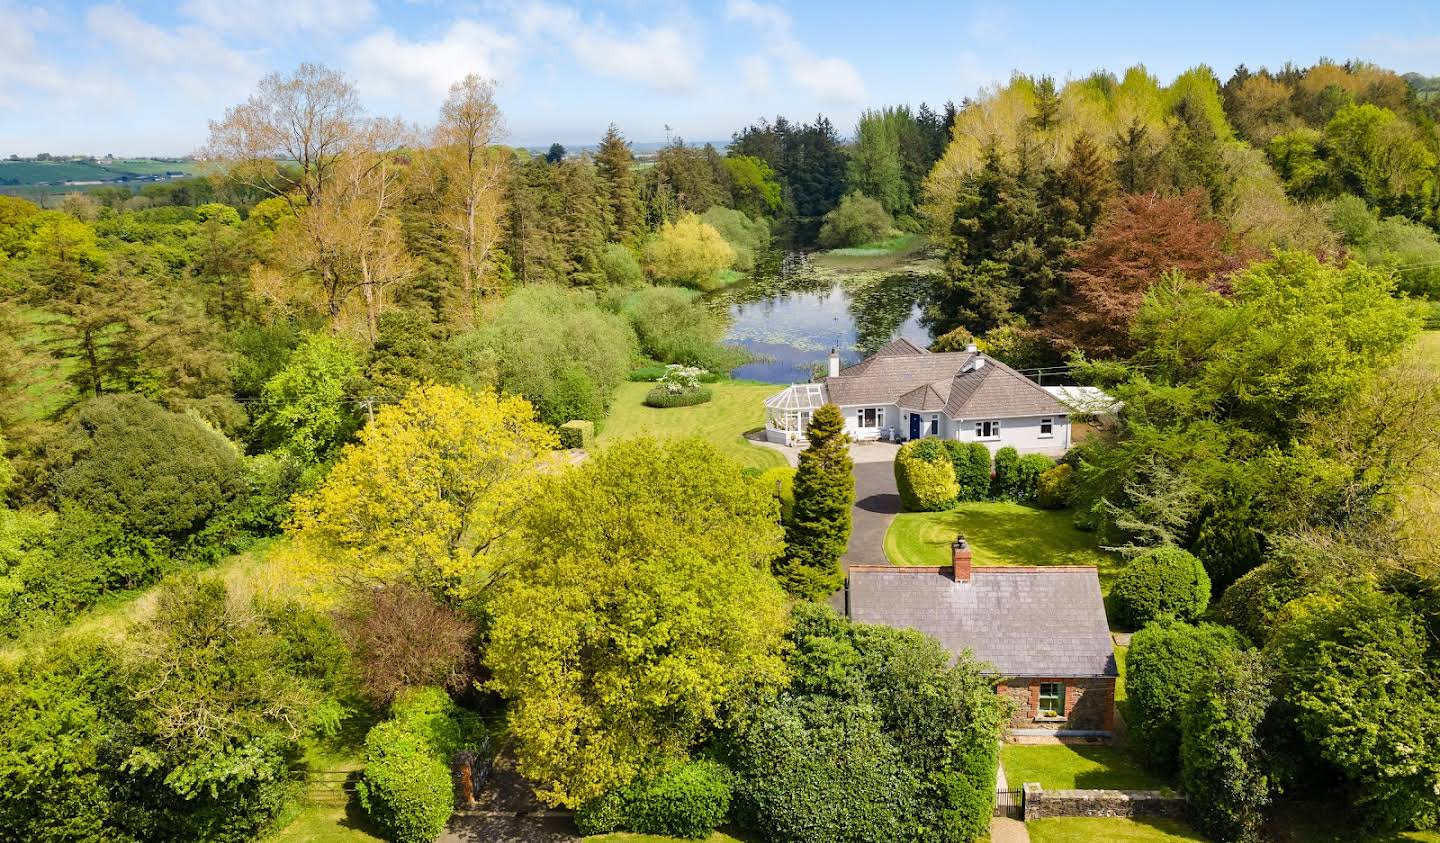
763, 338, 1074, 456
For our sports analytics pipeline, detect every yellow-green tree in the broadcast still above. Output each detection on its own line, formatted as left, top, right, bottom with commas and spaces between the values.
486, 437, 789, 807
642, 213, 735, 290
284, 383, 556, 604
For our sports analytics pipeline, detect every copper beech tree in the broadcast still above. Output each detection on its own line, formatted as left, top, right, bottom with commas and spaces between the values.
1044, 191, 1235, 358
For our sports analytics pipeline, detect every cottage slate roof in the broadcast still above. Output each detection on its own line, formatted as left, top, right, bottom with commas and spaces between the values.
822, 342, 1067, 419
847, 567, 1118, 678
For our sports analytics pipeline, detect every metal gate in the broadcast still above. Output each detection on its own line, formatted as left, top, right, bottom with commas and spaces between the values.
994, 789, 1023, 819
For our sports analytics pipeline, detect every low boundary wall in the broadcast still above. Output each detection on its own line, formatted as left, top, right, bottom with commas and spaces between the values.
1021, 782, 1185, 821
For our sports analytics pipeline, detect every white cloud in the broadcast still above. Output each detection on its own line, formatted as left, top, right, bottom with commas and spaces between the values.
348, 20, 519, 98
724, 0, 866, 105
0, 3, 117, 108
85, 4, 260, 101
180, 0, 375, 39
740, 54, 770, 95
514, 2, 702, 94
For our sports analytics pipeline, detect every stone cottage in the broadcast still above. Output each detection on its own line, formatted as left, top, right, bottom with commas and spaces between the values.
846, 539, 1118, 734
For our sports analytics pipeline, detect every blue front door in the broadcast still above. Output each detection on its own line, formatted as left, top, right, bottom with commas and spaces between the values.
909, 413, 921, 440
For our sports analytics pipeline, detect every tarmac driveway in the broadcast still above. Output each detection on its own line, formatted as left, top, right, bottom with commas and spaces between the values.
843, 442, 901, 567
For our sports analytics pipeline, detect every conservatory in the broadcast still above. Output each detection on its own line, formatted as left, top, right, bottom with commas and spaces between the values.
763, 383, 830, 445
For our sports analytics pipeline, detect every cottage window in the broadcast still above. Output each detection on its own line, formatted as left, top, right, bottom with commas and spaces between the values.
929, 415, 938, 435
860, 407, 880, 428
975, 420, 1001, 439
1039, 417, 1053, 438
1038, 682, 1065, 718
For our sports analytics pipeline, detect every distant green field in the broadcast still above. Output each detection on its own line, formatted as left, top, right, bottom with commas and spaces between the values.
0, 158, 198, 186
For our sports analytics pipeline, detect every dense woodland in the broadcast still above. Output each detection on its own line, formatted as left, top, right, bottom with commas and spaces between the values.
1, 59, 1439, 843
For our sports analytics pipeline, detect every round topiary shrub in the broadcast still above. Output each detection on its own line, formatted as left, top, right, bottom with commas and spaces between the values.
1013, 453, 1055, 502
1111, 546, 1212, 629
357, 687, 476, 843
895, 440, 958, 512
943, 440, 992, 502
576, 760, 733, 840
989, 446, 1020, 500
643, 386, 713, 408
51, 394, 245, 541
1035, 463, 1074, 509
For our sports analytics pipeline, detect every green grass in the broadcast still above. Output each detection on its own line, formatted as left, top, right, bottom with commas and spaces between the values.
812, 233, 928, 270
268, 702, 382, 842
0, 158, 198, 185
1027, 817, 1208, 843
1115, 644, 1128, 703
884, 501, 1124, 591
823, 232, 926, 257
1417, 330, 1440, 369
1001, 744, 1171, 792
598, 380, 788, 471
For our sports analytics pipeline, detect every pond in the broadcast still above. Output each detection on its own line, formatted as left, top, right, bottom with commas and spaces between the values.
711, 249, 941, 384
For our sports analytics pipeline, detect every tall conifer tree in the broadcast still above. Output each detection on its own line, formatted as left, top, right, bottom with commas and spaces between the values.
595, 124, 645, 246
778, 403, 853, 599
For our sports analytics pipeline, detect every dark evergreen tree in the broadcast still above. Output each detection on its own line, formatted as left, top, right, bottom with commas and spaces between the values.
1163, 91, 1233, 212
594, 124, 645, 245
545, 143, 566, 163
1029, 76, 1061, 132
1113, 120, 1163, 193
778, 403, 853, 599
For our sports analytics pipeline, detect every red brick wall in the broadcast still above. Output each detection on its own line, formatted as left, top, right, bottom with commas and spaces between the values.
995, 677, 1115, 732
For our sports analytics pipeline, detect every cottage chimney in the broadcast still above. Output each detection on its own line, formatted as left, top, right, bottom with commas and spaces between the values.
952, 535, 973, 582
827, 348, 840, 378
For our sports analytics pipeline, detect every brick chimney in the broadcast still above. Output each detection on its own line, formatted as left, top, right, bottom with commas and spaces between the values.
828, 348, 840, 378
951, 535, 972, 582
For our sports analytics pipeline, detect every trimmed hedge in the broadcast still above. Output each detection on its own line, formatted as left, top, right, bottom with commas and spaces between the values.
643, 387, 713, 408
895, 440, 958, 512
557, 419, 595, 449
989, 447, 1020, 500
1111, 546, 1212, 629
1127, 619, 1248, 770
1035, 463, 1074, 509
1013, 453, 1055, 502
358, 688, 478, 843
943, 441, 992, 502
576, 760, 733, 839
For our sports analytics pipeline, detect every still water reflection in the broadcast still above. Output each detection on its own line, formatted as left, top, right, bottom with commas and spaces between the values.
711, 251, 939, 384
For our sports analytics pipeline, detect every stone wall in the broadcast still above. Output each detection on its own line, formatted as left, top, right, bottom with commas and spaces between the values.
996, 677, 1116, 732
1021, 782, 1186, 821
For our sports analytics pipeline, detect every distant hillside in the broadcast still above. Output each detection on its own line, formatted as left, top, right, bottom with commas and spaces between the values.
0, 158, 199, 187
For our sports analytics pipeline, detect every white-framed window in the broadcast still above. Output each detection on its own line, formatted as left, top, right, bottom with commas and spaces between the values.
1038, 682, 1065, 718
1039, 417, 1053, 438
975, 420, 1001, 440
928, 415, 939, 435
858, 407, 883, 428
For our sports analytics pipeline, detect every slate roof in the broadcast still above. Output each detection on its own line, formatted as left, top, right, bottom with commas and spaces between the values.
822, 341, 1066, 419
847, 567, 1118, 678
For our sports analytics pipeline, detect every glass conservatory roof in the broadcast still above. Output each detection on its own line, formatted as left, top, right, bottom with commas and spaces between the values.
764, 383, 829, 411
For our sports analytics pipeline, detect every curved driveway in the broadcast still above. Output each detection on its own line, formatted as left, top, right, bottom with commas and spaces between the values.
843, 443, 901, 567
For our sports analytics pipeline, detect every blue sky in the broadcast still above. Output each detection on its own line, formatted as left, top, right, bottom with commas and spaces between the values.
4, 0, 1440, 156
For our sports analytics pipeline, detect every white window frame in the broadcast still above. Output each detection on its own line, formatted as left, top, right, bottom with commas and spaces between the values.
1039, 417, 1053, 438
975, 420, 1001, 440
858, 407, 883, 428
928, 414, 939, 436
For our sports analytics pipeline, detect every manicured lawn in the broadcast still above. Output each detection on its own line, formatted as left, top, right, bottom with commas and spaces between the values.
1027, 817, 1208, 843
884, 501, 1124, 591
597, 380, 788, 471
1001, 744, 1171, 792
